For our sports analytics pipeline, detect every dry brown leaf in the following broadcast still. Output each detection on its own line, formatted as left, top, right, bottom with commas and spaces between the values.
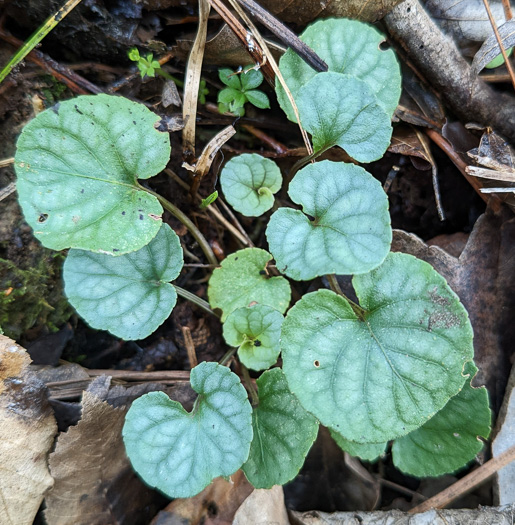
233, 485, 289, 525
151, 470, 254, 525
392, 204, 515, 411
44, 378, 161, 525
0, 335, 57, 525
389, 126, 432, 167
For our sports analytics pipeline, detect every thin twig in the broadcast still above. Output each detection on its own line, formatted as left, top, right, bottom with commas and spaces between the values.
501, 0, 513, 20
181, 326, 198, 369
174, 285, 219, 317
410, 444, 515, 513
482, 0, 515, 91
0, 182, 16, 202
241, 124, 288, 154
0, 157, 14, 168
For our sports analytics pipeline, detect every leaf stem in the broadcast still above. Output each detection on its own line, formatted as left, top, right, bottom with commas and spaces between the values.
326, 274, 366, 319
241, 364, 259, 406
139, 183, 218, 267
219, 347, 237, 366
174, 285, 219, 317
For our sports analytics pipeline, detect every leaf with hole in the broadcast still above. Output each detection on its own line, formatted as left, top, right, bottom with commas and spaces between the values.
15, 94, 170, 255
296, 73, 392, 161
266, 161, 391, 281
276, 18, 401, 121
221, 154, 282, 217
223, 305, 283, 371
391, 363, 491, 477
123, 361, 253, 498
242, 368, 319, 488
208, 248, 291, 322
330, 428, 386, 462
63, 223, 183, 340
281, 252, 474, 443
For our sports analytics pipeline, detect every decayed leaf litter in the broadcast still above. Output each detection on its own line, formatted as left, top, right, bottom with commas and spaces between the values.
1, 0, 515, 522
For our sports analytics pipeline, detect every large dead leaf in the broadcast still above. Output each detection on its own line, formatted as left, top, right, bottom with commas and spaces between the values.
0, 335, 57, 525
43, 377, 191, 525
392, 204, 515, 411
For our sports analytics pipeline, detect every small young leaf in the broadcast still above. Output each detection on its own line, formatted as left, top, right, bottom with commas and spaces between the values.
15, 94, 169, 255
330, 428, 386, 462
281, 252, 474, 444
297, 73, 392, 161
223, 305, 283, 371
123, 362, 253, 498
218, 87, 245, 106
219, 68, 242, 89
200, 190, 218, 209
240, 66, 264, 91
392, 363, 491, 477
128, 47, 140, 61
63, 223, 183, 340
266, 161, 391, 280
245, 90, 270, 109
242, 368, 319, 488
220, 154, 282, 217
276, 18, 401, 122
208, 248, 291, 322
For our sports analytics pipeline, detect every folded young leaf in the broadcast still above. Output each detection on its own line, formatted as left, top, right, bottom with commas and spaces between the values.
330, 428, 386, 462
297, 73, 392, 161
242, 368, 319, 488
276, 18, 401, 122
392, 362, 491, 477
266, 161, 391, 280
223, 305, 283, 371
63, 223, 183, 340
123, 362, 253, 498
281, 252, 474, 444
15, 94, 170, 255
208, 248, 291, 321
221, 154, 282, 217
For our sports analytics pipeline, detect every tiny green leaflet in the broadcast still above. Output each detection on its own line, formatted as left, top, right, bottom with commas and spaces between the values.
123, 362, 253, 498
276, 18, 401, 122
220, 154, 282, 217
223, 305, 284, 371
392, 362, 491, 477
296, 73, 392, 162
15, 94, 170, 255
330, 429, 386, 462
208, 248, 291, 321
242, 368, 319, 488
281, 252, 474, 444
63, 223, 183, 340
266, 161, 391, 281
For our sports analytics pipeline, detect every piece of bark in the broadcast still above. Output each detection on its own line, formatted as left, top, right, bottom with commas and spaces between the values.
0, 336, 57, 525
385, 0, 515, 144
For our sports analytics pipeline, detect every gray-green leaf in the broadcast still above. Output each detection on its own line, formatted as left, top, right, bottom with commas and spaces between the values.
297, 73, 392, 161
281, 252, 474, 443
221, 154, 282, 217
266, 161, 391, 281
63, 223, 183, 340
223, 305, 283, 371
277, 18, 401, 121
330, 428, 386, 462
242, 368, 319, 488
208, 248, 291, 322
15, 94, 170, 254
123, 362, 253, 498
392, 363, 491, 477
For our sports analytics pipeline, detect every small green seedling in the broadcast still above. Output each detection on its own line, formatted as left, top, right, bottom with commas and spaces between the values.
128, 47, 162, 79
13, 16, 491, 504
218, 65, 270, 116
199, 190, 218, 209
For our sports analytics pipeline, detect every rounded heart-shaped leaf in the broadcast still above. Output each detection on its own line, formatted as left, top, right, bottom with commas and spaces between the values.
297, 73, 392, 161
281, 252, 474, 443
223, 305, 283, 371
123, 361, 253, 498
277, 18, 401, 121
208, 248, 291, 321
221, 154, 282, 217
266, 161, 391, 281
15, 94, 170, 255
242, 368, 319, 488
392, 363, 491, 477
330, 429, 386, 462
63, 223, 183, 340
